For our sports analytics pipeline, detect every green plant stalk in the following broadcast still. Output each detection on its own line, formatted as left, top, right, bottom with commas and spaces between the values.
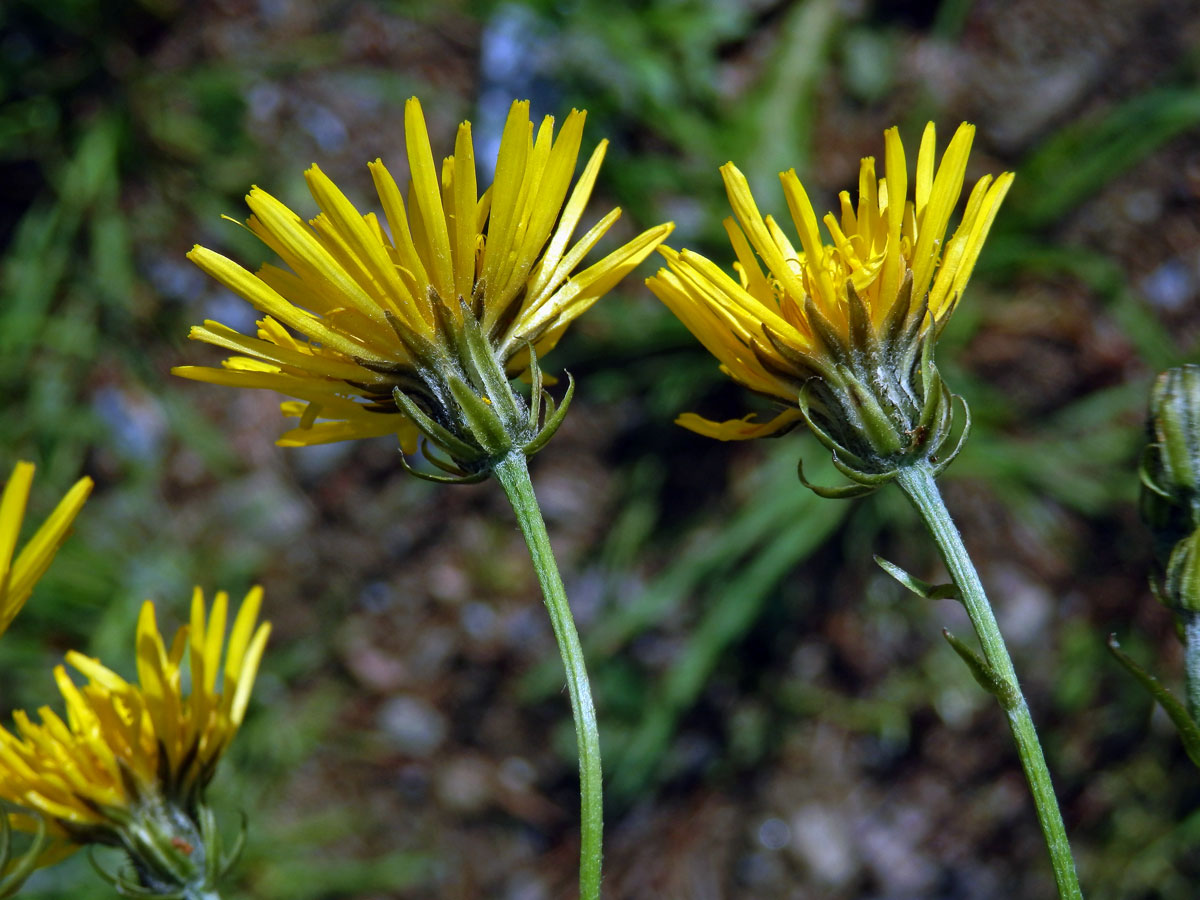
494, 451, 603, 900
895, 462, 1082, 900
184, 889, 221, 900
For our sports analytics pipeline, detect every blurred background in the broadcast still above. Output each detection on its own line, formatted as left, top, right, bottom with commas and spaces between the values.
3, 0, 1200, 897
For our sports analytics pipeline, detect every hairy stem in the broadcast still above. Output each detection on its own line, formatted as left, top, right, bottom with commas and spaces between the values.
895, 462, 1082, 900
1184, 613, 1200, 724
494, 451, 603, 900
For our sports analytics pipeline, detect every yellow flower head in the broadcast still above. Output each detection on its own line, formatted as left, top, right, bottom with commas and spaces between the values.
0, 587, 269, 845
175, 97, 673, 468
0, 462, 92, 637
647, 122, 1013, 450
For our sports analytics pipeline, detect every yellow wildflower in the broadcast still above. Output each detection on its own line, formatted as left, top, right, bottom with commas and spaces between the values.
175, 98, 672, 472
0, 462, 91, 637
0, 586, 269, 882
647, 122, 1013, 466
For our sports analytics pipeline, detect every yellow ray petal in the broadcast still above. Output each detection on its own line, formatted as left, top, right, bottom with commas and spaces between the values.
914, 122, 936, 216
304, 165, 412, 320
188, 248, 380, 361
0, 462, 34, 580
526, 132, 604, 304
721, 163, 808, 303
507, 110, 587, 303
909, 122, 973, 302
451, 121, 479, 304
403, 97, 455, 305
880, 126, 907, 306
676, 409, 804, 441
1, 465, 92, 632
779, 169, 835, 307
368, 159, 433, 321
244, 189, 386, 324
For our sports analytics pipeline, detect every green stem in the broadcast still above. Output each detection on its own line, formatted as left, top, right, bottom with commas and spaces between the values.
895, 462, 1082, 900
183, 888, 221, 900
493, 451, 603, 900
1184, 613, 1200, 724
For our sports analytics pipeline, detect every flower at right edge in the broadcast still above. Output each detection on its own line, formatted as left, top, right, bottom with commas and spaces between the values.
0, 587, 270, 897
646, 122, 1013, 494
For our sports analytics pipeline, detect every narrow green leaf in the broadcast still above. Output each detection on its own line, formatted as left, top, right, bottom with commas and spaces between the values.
874, 555, 959, 600
943, 629, 1019, 710
1108, 634, 1200, 768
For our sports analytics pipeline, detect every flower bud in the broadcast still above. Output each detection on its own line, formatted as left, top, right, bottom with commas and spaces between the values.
1141, 365, 1200, 611
1138, 365, 1200, 727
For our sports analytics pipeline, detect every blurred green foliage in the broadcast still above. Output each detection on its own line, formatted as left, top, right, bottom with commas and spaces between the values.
2, 0, 1200, 897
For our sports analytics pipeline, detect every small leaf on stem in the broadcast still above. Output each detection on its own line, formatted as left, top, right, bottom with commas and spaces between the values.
942, 628, 1018, 710
874, 555, 959, 600
1107, 634, 1200, 768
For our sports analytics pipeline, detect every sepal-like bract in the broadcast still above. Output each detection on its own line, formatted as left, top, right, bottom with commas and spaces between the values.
788, 276, 969, 494
0, 812, 49, 899
85, 801, 245, 899
394, 317, 576, 482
